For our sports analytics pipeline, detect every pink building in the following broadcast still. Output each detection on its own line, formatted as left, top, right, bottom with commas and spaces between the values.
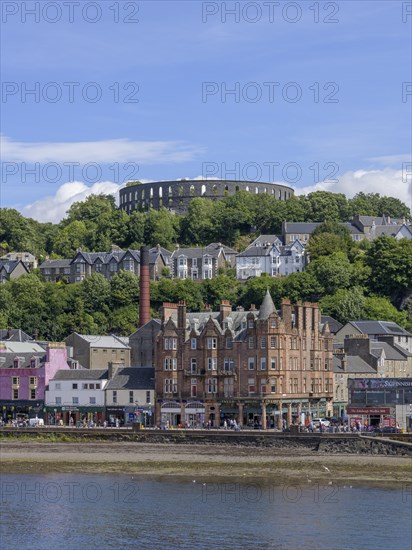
0, 341, 71, 421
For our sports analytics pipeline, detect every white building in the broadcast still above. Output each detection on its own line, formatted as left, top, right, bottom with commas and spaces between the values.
236, 235, 306, 280
45, 369, 108, 425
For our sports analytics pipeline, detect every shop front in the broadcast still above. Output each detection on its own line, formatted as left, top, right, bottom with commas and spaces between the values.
160, 401, 181, 428
45, 406, 105, 426
347, 406, 395, 430
184, 402, 205, 428
106, 407, 126, 426
1, 401, 44, 423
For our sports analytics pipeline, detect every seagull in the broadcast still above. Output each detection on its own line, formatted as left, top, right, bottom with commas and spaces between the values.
322, 466, 330, 472
192, 480, 196, 483
328, 481, 333, 485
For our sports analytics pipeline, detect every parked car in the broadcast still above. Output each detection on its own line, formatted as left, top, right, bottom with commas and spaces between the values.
312, 418, 330, 428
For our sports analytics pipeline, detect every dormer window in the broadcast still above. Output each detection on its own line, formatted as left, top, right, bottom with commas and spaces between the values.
30, 358, 37, 368
179, 257, 187, 266
13, 358, 19, 368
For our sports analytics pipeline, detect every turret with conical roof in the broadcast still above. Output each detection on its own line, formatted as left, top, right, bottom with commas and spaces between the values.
258, 289, 276, 320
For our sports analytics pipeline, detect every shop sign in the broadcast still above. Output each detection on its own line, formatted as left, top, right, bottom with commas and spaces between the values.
347, 407, 390, 415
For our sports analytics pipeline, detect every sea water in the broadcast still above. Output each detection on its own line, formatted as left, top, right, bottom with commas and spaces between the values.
0, 474, 411, 550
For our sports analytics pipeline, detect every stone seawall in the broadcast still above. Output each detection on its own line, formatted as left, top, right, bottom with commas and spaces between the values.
1, 428, 411, 455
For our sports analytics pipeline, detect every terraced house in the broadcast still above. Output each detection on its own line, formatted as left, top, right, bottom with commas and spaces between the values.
155, 293, 334, 429
39, 245, 167, 283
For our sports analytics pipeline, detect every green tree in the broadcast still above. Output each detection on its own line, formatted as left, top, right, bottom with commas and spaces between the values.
304, 191, 350, 222
364, 236, 412, 305
53, 220, 88, 257
282, 271, 322, 302
81, 273, 111, 314
109, 271, 139, 308
307, 252, 352, 295
202, 274, 240, 309
144, 208, 178, 249
363, 296, 408, 326
320, 287, 366, 324
239, 274, 284, 310
180, 198, 217, 245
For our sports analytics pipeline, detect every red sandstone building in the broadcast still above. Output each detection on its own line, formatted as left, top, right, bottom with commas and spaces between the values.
154, 292, 334, 429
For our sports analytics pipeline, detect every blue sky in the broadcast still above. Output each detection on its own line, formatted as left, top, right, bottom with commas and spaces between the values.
1, 0, 411, 221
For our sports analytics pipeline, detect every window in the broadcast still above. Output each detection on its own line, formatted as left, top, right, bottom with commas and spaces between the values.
82, 383, 88, 390
12, 389, 18, 399
113, 391, 117, 404
72, 383, 78, 389
173, 380, 178, 394
270, 357, 277, 370
192, 258, 198, 267
260, 381, 267, 395
72, 397, 79, 404
248, 378, 255, 394
260, 338, 266, 349
56, 397, 61, 405
191, 379, 197, 397
248, 319, 254, 329
207, 378, 217, 393
260, 357, 267, 370
248, 337, 255, 349
164, 357, 177, 370
207, 337, 217, 349
271, 319, 277, 328
270, 337, 277, 349
29, 388, 35, 399
55, 383, 61, 390
164, 379, 173, 393
146, 391, 151, 403
13, 359, 19, 368
224, 357, 234, 371
191, 338, 197, 350
90, 397, 96, 405
190, 358, 197, 373
224, 377, 234, 397
12, 377, 20, 386
128, 391, 134, 404
225, 337, 233, 349
89, 383, 94, 390
207, 357, 217, 371
96, 384, 100, 390
248, 357, 255, 370
30, 358, 36, 368
270, 379, 276, 393
303, 378, 307, 393
179, 257, 187, 266
324, 361, 329, 371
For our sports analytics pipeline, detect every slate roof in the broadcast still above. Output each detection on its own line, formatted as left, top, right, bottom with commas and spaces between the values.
39, 259, 72, 269
237, 240, 303, 258
52, 369, 108, 380
0, 342, 45, 354
72, 334, 130, 348
321, 316, 343, 334
0, 260, 28, 274
346, 321, 411, 337
105, 367, 155, 390
205, 243, 237, 255
171, 247, 222, 259
258, 289, 276, 320
370, 342, 409, 361
0, 329, 33, 342
333, 355, 376, 373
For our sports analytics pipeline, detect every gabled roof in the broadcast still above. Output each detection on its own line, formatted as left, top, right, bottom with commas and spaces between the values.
283, 222, 321, 233
205, 243, 237, 255
370, 342, 409, 361
0, 260, 29, 274
105, 367, 155, 390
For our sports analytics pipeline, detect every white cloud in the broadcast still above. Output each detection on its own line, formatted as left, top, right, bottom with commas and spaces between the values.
295, 168, 412, 209
1, 135, 203, 164
21, 181, 121, 223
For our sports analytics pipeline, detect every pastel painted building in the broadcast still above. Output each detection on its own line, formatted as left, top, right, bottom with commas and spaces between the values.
0, 341, 71, 421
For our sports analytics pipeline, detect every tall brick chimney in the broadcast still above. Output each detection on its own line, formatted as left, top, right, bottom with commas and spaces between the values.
139, 245, 150, 327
